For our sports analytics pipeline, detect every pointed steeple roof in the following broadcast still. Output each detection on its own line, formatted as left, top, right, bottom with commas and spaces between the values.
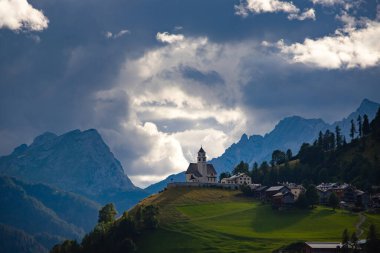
198, 146, 205, 153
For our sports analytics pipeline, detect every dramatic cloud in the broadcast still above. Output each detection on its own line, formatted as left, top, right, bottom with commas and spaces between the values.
97, 34, 263, 186
235, 0, 315, 20
0, 0, 48, 31
276, 20, 380, 69
156, 32, 184, 43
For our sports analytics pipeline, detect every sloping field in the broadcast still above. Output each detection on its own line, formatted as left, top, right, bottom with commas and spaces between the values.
135, 187, 378, 253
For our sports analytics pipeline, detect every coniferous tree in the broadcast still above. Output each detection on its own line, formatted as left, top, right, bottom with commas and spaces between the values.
366, 224, 380, 253
350, 119, 356, 140
342, 229, 350, 253
219, 172, 231, 182
335, 126, 343, 148
286, 149, 293, 161
317, 131, 323, 147
272, 150, 286, 165
357, 115, 362, 138
350, 232, 358, 251
362, 114, 371, 136
305, 184, 319, 208
232, 161, 249, 175
98, 203, 117, 224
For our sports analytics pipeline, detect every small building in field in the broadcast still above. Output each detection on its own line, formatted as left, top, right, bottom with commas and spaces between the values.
221, 173, 251, 185
253, 185, 268, 200
303, 242, 342, 253
185, 147, 217, 183
265, 185, 290, 200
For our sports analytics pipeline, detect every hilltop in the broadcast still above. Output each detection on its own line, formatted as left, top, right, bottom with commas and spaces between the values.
53, 187, 380, 253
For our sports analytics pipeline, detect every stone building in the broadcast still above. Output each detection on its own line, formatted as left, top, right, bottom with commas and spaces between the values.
185, 147, 217, 183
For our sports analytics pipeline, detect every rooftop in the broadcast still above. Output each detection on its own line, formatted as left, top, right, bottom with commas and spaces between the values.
305, 242, 342, 249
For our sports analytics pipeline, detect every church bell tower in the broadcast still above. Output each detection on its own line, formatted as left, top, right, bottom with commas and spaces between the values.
197, 146, 207, 179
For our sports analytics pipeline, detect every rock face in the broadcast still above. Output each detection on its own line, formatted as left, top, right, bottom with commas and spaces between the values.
0, 129, 136, 199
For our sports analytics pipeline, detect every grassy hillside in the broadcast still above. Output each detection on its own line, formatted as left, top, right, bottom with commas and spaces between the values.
134, 187, 380, 253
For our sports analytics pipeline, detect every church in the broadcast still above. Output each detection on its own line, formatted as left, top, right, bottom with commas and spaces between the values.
185, 147, 217, 183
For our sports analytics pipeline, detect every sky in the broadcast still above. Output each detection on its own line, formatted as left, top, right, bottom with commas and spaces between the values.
1, 0, 380, 187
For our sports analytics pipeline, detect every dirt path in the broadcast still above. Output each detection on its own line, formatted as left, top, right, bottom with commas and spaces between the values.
356, 212, 366, 237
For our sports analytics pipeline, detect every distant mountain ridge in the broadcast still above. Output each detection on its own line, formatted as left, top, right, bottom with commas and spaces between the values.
0, 129, 148, 211
145, 98, 380, 193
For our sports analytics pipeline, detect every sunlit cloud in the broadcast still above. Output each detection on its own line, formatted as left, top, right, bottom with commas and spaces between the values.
0, 0, 48, 31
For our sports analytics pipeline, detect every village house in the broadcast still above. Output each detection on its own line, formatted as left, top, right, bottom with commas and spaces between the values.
316, 183, 369, 208
253, 185, 268, 200
185, 147, 217, 183
221, 173, 252, 185
282, 182, 305, 200
265, 185, 290, 200
303, 242, 342, 253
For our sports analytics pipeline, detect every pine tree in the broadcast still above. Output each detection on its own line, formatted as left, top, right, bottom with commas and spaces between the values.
286, 149, 293, 161
317, 131, 323, 147
366, 224, 380, 252
350, 119, 356, 140
350, 232, 358, 251
342, 229, 350, 252
362, 114, 371, 136
98, 203, 117, 223
335, 126, 343, 148
305, 185, 319, 208
357, 115, 362, 138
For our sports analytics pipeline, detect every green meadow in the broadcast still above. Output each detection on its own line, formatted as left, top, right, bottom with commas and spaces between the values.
135, 188, 380, 253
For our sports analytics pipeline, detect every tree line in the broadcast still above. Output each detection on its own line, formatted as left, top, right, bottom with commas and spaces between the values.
50, 203, 159, 253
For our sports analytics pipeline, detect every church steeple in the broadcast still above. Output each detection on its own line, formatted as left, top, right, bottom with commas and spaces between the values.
197, 146, 206, 163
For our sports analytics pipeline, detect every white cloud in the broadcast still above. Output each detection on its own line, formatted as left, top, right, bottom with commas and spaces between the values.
156, 32, 184, 43
311, 0, 344, 6
105, 29, 130, 39
276, 20, 380, 69
288, 8, 316, 21
0, 0, 48, 31
235, 0, 315, 20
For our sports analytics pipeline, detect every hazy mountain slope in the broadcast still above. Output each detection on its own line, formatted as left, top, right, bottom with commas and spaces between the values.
0, 129, 148, 211
144, 172, 186, 194
0, 176, 105, 251
14, 178, 100, 232
0, 223, 48, 253
0, 176, 83, 240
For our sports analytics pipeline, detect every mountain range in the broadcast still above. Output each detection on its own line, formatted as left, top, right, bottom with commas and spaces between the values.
145, 98, 380, 194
